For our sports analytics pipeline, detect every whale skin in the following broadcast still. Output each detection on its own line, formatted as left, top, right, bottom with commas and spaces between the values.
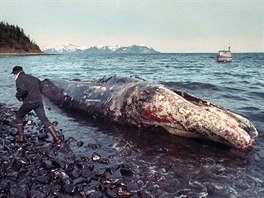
41, 76, 258, 149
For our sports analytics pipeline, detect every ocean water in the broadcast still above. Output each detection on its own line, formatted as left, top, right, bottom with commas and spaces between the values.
0, 53, 263, 197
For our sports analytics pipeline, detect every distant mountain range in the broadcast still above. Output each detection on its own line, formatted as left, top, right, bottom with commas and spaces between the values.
41, 44, 160, 54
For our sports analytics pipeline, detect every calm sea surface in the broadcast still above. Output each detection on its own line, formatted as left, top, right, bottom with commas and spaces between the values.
0, 53, 264, 197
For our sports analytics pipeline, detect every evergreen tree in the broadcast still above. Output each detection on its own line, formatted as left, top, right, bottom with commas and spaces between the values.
0, 21, 42, 53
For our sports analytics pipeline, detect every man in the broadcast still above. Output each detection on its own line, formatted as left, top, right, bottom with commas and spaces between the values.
11, 66, 61, 143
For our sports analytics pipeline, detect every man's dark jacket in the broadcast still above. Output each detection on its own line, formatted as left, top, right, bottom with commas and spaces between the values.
16, 72, 43, 103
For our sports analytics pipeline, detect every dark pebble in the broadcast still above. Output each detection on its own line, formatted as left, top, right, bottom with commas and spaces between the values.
91, 152, 101, 161
51, 159, 63, 169
36, 175, 50, 184
73, 177, 84, 184
98, 158, 109, 165
156, 146, 169, 153
38, 131, 49, 140
77, 141, 84, 147
9, 185, 28, 197
9, 128, 17, 136
82, 190, 104, 197
52, 121, 59, 126
51, 184, 61, 193
87, 143, 101, 149
120, 167, 134, 177
6, 171, 18, 181
63, 183, 76, 195
114, 164, 134, 177
30, 189, 46, 197
80, 168, 94, 178
2, 160, 10, 172
12, 158, 22, 171
106, 189, 117, 197
0, 183, 9, 193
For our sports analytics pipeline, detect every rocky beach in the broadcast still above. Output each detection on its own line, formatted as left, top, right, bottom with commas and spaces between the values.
0, 103, 142, 197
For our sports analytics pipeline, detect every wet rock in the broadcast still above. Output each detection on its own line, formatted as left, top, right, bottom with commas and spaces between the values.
65, 136, 75, 143
18, 157, 28, 164
156, 146, 169, 153
127, 181, 141, 192
12, 158, 22, 171
38, 131, 49, 140
0, 183, 9, 193
56, 142, 73, 155
106, 189, 117, 197
91, 152, 101, 161
70, 169, 80, 179
95, 169, 106, 177
89, 165, 95, 171
117, 186, 133, 197
80, 168, 95, 178
9, 185, 28, 197
63, 183, 76, 195
51, 159, 64, 169
41, 184, 53, 195
6, 171, 19, 181
86, 180, 101, 190
52, 121, 59, 126
51, 184, 61, 194
1, 160, 10, 172
119, 164, 134, 177
76, 161, 87, 170
73, 177, 85, 184
77, 141, 84, 147
82, 190, 104, 197
42, 160, 53, 169
87, 143, 102, 150
3, 139, 11, 146
9, 128, 17, 136
36, 175, 50, 184
65, 162, 75, 172
2, 119, 12, 125
98, 158, 109, 165
58, 134, 65, 141
30, 189, 46, 197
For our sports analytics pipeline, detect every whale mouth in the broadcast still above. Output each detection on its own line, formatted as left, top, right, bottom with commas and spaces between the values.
234, 114, 258, 140
170, 89, 259, 146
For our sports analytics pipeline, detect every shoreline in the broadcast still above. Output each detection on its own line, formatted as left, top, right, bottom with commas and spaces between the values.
0, 103, 139, 197
0, 53, 61, 56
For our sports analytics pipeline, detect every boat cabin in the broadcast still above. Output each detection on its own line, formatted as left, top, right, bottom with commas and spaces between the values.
216, 47, 232, 63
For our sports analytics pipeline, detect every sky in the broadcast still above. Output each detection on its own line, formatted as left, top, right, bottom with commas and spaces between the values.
0, 0, 263, 53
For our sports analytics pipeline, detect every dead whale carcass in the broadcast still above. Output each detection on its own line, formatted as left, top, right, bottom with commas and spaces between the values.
41, 76, 258, 149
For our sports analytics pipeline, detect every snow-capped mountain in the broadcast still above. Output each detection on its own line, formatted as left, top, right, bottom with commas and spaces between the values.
41, 44, 160, 54
41, 44, 84, 54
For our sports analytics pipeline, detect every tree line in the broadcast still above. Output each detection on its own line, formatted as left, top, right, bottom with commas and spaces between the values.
0, 22, 41, 53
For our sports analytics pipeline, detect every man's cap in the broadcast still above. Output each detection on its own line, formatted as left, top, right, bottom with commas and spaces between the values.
11, 66, 23, 74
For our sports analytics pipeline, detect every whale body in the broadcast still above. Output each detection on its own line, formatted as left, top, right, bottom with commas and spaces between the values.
41, 76, 258, 149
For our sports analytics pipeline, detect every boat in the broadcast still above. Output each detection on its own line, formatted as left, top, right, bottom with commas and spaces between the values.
216, 47, 232, 63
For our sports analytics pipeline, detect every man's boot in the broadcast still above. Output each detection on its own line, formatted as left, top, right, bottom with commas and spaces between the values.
47, 125, 62, 143
16, 123, 24, 143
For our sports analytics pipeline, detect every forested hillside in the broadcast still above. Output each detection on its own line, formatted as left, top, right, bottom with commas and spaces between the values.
0, 22, 42, 53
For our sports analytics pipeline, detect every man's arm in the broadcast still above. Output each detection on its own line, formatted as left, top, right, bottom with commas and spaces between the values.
15, 78, 28, 101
